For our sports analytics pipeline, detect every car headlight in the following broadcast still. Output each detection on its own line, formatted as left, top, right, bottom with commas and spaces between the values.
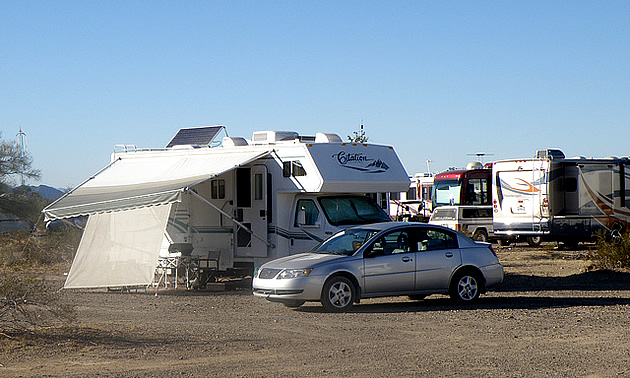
278, 269, 313, 279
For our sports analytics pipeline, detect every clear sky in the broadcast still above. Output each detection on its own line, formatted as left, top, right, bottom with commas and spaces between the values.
2, 1, 629, 189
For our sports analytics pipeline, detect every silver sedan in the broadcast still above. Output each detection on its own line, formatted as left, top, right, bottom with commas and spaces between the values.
253, 222, 503, 312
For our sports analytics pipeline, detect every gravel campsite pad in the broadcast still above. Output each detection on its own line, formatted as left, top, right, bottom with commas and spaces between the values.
1, 244, 630, 377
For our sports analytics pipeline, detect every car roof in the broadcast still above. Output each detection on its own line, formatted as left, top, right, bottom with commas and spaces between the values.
348, 222, 442, 231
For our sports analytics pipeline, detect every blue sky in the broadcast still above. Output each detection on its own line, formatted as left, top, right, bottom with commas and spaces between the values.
2, 1, 629, 188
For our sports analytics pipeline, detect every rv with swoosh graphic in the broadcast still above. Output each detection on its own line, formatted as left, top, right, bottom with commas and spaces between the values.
492, 149, 630, 248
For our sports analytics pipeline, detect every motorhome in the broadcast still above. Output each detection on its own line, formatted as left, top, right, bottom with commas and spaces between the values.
492, 149, 630, 247
389, 172, 434, 222
43, 126, 410, 289
432, 162, 491, 210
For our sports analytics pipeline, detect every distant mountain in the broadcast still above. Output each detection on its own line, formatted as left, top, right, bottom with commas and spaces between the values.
29, 185, 64, 200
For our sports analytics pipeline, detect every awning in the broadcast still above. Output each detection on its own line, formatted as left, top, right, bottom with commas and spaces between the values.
64, 204, 171, 289
43, 149, 271, 220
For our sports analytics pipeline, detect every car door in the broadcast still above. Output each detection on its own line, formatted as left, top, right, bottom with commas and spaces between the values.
362, 228, 416, 295
412, 227, 461, 291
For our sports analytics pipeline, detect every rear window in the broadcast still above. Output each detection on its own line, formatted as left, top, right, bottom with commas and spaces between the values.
431, 208, 456, 221
461, 208, 492, 219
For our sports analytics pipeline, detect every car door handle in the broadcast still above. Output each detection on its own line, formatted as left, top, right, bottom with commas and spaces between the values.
401, 257, 412, 262
445, 252, 453, 258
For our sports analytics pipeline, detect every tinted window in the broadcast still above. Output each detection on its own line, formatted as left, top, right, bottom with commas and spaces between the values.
431, 208, 456, 221
367, 229, 413, 257
414, 227, 458, 251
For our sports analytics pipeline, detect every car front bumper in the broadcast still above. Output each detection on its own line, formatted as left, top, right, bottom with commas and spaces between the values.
252, 275, 326, 302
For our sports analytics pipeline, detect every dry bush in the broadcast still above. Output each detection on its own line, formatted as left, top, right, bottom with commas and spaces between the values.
589, 230, 630, 270
0, 228, 81, 337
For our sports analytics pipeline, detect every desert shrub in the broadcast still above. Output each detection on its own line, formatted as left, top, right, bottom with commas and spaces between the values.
0, 229, 81, 337
589, 230, 630, 270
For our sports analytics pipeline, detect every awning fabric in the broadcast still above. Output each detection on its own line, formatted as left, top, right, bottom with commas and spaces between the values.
43, 149, 270, 220
64, 204, 171, 288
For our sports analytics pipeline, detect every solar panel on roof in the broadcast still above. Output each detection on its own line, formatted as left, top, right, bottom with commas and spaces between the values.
166, 126, 225, 148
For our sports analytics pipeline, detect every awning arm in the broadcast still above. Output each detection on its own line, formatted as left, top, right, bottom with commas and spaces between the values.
187, 189, 273, 248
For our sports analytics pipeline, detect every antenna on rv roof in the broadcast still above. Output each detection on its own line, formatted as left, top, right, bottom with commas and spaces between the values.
467, 152, 494, 164
426, 159, 432, 173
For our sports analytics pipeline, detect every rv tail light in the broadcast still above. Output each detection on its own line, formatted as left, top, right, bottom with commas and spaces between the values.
542, 198, 549, 208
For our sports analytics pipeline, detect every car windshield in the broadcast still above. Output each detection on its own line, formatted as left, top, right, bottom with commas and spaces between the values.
312, 228, 378, 256
319, 196, 390, 226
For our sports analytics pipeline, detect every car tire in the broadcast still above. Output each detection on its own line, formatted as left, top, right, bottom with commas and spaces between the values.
450, 271, 481, 303
472, 230, 488, 243
321, 276, 356, 312
282, 300, 306, 308
407, 294, 426, 301
526, 236, 542, 247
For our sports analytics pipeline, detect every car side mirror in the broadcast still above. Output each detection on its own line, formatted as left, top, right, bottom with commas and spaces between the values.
297, 210, 307, 226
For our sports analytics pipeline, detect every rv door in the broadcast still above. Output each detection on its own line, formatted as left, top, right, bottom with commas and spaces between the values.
234, 166, 269, 258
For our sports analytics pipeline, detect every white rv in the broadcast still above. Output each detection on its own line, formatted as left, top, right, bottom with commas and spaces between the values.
389, 173, 434, 222
492, 149, 630, 247
43, 126, 410, 289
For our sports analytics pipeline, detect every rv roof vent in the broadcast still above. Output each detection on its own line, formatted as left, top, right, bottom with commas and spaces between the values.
536, 149, 565, 159
252, 131, 299, 143
466, 161, 483, 170
222, 137, 249, 148
571, 156, 587, 160
315, 133, 343, 143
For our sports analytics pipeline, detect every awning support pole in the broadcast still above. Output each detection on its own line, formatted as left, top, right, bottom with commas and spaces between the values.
186, 189, 273, 248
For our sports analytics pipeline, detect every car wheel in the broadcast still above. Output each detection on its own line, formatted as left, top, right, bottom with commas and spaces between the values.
407, 294, 426, 301
472, 230, 488, 243
321, 276, 356, 312
526, 236, 542, 247
450, 271, 481, 303
282, 300, 306, 308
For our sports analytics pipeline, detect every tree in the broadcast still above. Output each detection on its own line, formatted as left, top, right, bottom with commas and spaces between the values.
347, 124, 369, 143
0, 132, 40, 186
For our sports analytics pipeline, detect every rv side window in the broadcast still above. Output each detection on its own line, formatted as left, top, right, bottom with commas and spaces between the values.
254, 173, 263, 201
283, 162, 292, 177
211, 179, 225, 199
465, 178, 489, 205
283, 161, 307, 177
295, 199, 319, 226
406, 187, 417, 201
564, 177, 577, 192
390, 192, 401, 201
292, 161, 306, 176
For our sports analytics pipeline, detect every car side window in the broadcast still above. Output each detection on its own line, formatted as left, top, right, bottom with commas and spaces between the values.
367, 230, 413, 257
415, 228, 458, 251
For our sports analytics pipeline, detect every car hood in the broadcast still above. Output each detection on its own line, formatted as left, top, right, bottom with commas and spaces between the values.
261, 252, 346, 270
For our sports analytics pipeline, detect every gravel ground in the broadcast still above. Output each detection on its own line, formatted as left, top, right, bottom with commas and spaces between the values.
1, 243, 630, 377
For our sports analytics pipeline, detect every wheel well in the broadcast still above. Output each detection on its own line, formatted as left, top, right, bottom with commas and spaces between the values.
451, 266, 486, 293
324, 272, 361, 299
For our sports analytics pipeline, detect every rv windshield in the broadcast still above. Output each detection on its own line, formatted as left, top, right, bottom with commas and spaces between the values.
312, 228, 378, 256
319, 196, 390, 226
433, 179, 462, 207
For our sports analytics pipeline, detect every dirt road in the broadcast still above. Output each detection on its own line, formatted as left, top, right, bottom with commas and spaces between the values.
2, 244, 630, 377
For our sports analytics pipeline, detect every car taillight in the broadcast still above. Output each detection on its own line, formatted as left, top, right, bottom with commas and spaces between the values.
487, 244, 497, 257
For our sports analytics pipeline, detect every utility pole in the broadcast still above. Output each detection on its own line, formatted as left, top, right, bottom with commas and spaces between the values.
16, 128, 27, 186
